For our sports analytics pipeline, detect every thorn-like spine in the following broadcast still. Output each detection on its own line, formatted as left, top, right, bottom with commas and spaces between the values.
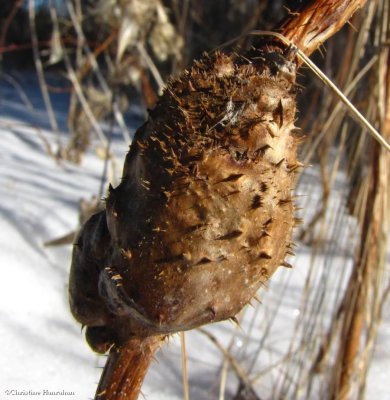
281, 261, 293, 268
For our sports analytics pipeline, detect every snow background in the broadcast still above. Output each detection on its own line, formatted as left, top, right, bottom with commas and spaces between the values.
0, 71, 389, 400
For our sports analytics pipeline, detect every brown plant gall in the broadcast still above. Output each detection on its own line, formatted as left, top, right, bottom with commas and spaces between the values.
68, 1, 370, 398
69, 47, 301, 351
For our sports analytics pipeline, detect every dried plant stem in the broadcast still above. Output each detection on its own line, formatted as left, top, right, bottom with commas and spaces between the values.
282, 0, 386, 146
136, 43, 165, 94
218, 358, 229, 400
302, 54, 378, 164
1, 73, 34, 110
95, 336, 164, 400
280, 0, 368, 57
180, 332, 190, 400
198, 329, 253, 391
48, 1, 107, 147
294, 48, 389, 152
28, 0, 62, 153
248, 30, 390, 151
65, 1, 131, 143
61, 48, 108, 147
335, 138, 387, 400
335, 42, 390, 400
224, 0, 389, 151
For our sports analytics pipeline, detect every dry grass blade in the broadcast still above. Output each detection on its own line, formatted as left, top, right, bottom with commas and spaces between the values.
248, 30, 390, 152
301, 54, 378, 164
198, 328, 253, 392
180, 332, 190, 400
295, 50, 389, 152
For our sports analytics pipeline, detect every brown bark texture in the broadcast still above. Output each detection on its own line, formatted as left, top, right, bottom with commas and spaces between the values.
280, 0, 367, 59
95, 336, 163, 400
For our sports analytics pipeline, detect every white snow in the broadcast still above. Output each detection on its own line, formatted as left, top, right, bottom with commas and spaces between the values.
0, 71, 388, 400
